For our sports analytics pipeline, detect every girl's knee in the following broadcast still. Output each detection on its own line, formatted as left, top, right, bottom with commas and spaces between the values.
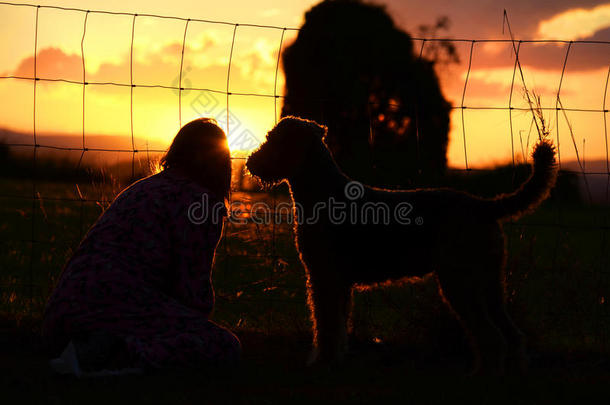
219, 328, 241, 365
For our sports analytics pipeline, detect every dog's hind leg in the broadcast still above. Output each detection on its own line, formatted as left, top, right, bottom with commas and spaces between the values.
307, 273, 352, 365
478, 228, 529, 374
436, 269, 507, 376
483, 262, 529, 375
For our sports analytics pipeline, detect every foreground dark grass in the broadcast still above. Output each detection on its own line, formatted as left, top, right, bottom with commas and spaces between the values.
1, 172, 610, 350
1, 171, 610, 402
2, 316, 610, 404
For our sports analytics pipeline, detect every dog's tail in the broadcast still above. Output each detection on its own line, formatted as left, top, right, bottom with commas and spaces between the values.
480, 139, 558, 220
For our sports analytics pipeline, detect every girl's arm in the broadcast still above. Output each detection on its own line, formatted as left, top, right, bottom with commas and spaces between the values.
169, 195, 224, 315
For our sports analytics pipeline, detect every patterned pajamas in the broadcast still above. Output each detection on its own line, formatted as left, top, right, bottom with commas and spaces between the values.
42, 169, 240, 369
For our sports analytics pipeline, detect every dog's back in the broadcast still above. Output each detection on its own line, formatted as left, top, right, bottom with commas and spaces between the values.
296, 139, 557, 285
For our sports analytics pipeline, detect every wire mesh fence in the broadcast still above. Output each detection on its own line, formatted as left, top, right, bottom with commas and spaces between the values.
0, 2, 609, 350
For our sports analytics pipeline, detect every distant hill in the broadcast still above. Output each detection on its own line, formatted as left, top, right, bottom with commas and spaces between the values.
1, 126, 608, 204
0, 127, 168, 166
560, 159, 609, 205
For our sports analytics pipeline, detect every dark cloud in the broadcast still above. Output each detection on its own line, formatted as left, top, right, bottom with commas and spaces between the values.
382, 0, 607, 38
469, 41, 609, 72
587, 25, 610, 41
377, 0, 610, 71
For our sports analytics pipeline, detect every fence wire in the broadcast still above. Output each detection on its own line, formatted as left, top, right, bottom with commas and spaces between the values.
0, 2, 609, 344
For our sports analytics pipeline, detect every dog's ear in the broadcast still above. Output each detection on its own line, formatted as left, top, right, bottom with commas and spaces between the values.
318, 124, 328, 139
318, 124, 329, 147
303, 119, 328, 148
318, 124, 328, 143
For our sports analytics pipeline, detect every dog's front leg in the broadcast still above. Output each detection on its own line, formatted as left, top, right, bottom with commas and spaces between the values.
306, 273, 352, 365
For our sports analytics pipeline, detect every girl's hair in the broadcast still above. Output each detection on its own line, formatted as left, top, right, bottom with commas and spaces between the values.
160, 118, 231, 200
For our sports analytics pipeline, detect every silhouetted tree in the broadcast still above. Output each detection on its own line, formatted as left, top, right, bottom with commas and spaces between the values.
281, 0, 451, 187
416, 16, 460, 68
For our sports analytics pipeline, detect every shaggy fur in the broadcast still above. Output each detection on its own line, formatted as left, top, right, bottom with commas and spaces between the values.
246, 116, 558, 375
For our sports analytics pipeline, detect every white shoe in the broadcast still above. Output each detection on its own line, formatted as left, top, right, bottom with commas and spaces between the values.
49, 340, 83, 377
49, 340, 143, 378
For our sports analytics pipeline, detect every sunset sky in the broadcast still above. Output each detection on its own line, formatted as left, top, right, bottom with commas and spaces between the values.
0, 0, 609, 169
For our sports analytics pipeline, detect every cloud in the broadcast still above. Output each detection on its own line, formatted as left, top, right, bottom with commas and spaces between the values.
260, 8, 281, 18
471, 40, 610, 72
381, 1, 610, 74
384, 0, 606, 38
13, 47, 82, 81
10, 36, 280, 95
537, 4, 610, 40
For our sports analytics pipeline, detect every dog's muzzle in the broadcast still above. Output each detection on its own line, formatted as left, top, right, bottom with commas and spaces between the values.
245, 151, 265, 178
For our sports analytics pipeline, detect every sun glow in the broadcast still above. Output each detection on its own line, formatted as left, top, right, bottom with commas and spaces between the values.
0, 1, 607, 169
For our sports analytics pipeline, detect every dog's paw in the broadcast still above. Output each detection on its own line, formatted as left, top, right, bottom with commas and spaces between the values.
306, 347, 320, 367
466, 365, 505, 378
505, 349, 529, 376
306, 345, 347, 368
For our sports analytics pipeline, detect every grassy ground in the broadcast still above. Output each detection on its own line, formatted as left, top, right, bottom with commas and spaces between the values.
2, 318, 610, 404
1, 169, 610, 403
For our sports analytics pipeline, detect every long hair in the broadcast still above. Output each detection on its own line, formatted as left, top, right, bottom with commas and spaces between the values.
160, 118, 231, 201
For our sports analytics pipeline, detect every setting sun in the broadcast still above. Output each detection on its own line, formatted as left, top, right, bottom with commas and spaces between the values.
0, 0, 608, 167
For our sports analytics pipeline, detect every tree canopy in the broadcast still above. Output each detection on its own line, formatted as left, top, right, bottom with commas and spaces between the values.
282, 0, 452, 187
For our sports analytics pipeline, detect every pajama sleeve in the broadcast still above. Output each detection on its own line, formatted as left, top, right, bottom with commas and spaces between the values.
168, 192, 224, 316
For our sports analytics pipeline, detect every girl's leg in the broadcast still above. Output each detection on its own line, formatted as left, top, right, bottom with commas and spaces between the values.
127, 320, 241, 369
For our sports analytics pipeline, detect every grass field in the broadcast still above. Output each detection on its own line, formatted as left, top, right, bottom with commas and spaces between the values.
1, 167, 610, 402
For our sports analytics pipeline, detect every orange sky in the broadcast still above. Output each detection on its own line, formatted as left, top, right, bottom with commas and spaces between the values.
0, 0, 609, 169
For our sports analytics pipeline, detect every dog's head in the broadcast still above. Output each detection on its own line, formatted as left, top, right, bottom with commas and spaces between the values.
246, 116, 327, 185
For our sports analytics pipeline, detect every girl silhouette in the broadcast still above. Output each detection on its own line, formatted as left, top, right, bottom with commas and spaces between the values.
42, 118, 240, 374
